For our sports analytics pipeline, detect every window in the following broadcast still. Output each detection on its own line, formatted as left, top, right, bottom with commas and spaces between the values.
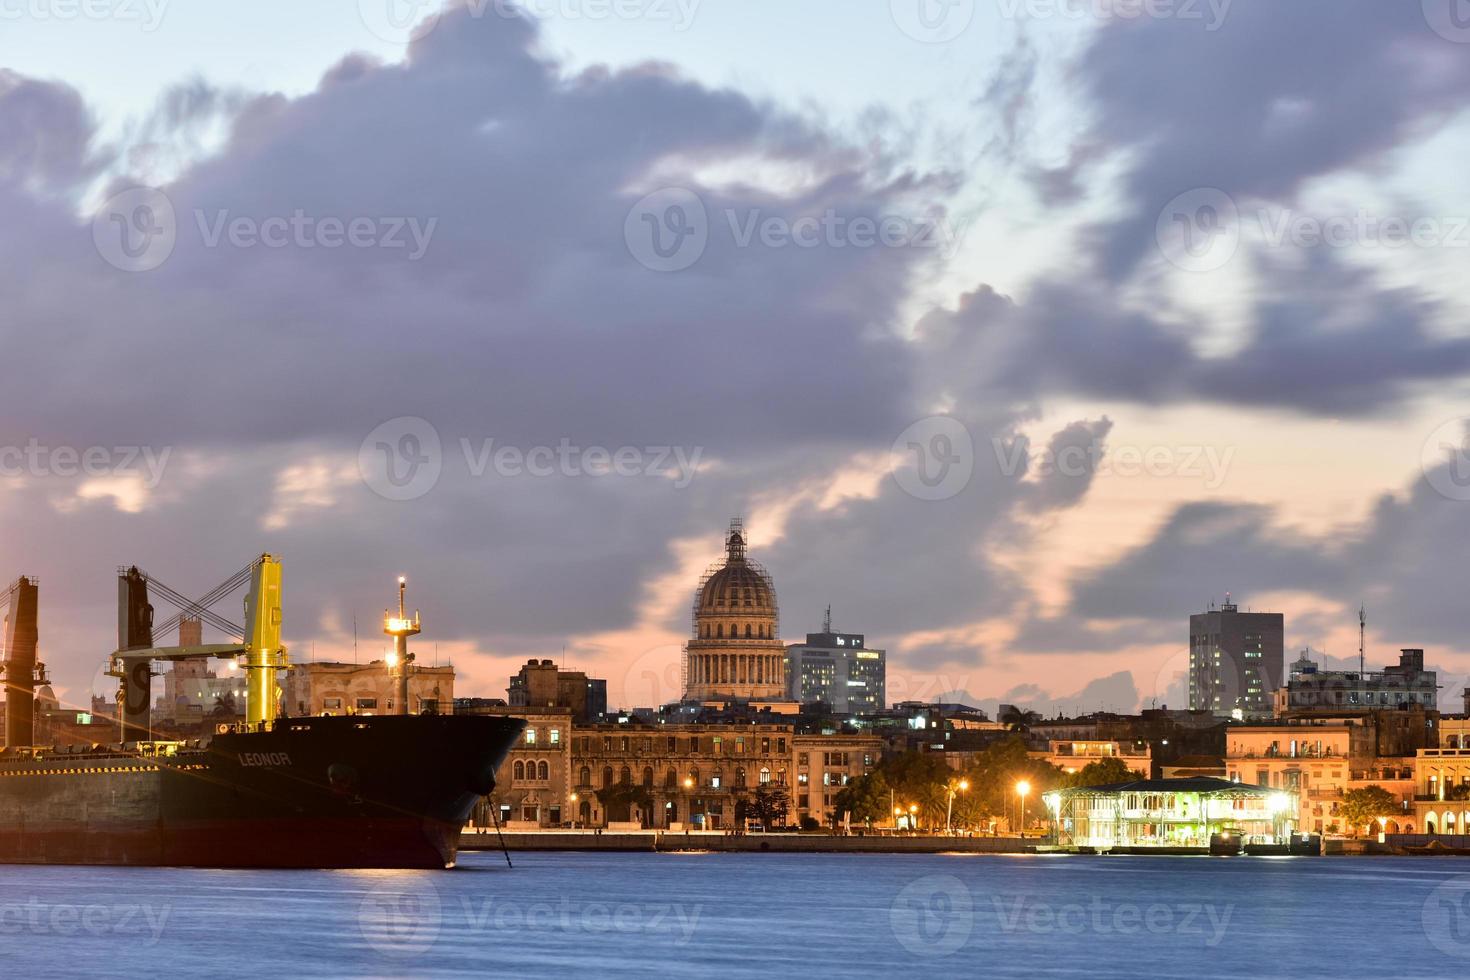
513, 761, 525, 780
525, 729, 537, 745
736, 738, 746, 754
579, 766, 591, 787
521, 805, 538, 822
323, 697, 342, 711
538, 761, 549, 780
712, 736, 723, 753
759, 767, 771, 785
667, 736, 677, 752
355, 698, 377, 710
665, 768, 677, 788
620, 766, 632, 785
603, 766, 613, 787
643, 767, 654, 788
711, 772, 723, 789
550, 729, 561, 745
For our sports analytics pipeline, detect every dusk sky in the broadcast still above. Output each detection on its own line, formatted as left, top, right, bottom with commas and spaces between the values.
5, 1, 1470, 715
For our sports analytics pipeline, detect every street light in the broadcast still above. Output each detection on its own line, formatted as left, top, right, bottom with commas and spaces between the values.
945, 778, 970, 836
1016, 780, 1031, 837
569, 792, 579, 829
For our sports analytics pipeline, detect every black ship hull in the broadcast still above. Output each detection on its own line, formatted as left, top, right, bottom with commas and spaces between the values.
0, 714, 523, 869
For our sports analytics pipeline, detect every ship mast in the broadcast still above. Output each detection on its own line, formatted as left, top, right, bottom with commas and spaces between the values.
384, 577, 420, 715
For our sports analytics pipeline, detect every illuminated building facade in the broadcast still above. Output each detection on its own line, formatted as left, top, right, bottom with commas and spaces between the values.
784, 617, 886, 712
1045, 777, 1296, 849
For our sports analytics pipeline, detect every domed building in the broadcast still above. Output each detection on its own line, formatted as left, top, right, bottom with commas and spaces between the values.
683, 519, 787, 701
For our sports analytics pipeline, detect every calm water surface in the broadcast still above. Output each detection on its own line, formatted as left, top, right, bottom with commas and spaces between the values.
3, 852, 1470, 978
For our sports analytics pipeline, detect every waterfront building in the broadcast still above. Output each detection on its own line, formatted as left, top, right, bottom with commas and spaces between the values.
1224, 711, 1431, 834
792, 733, 882, 827
783, 611, 885, 713
460, 705, 573, 829
1189, 598, 1284, 719
282, 660, 455, 717
1412, 719, 1470, 835
1045, 777, 1297, 849
571, 722, 794, 829
1274, 648, 1438, 716
153, 618, 248, 727
508, 658, 607, 722
1040, 739, 1151, 778
683, 520, 787, 701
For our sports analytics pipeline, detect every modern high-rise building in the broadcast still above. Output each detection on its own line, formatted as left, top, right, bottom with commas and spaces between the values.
784, 610, 885, 713
1188, 598, 1284, 719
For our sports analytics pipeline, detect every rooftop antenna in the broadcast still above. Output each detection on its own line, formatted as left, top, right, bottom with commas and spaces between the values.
1359, 604, 1366, 678
823, 604, 832, 634
353, 614, 358, 665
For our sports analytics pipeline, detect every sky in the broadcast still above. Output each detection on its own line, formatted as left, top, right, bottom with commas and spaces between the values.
4, 0, 1470, 716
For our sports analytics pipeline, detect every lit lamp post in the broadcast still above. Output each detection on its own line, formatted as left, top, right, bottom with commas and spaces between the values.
945, 778, 970, 835
1016, 780, 1031, 837
1377, 815, 1388, 843
569, 793, 579, 830
893, 805, 904, 832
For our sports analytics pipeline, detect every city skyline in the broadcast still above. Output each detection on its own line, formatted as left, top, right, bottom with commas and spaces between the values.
5, 2, 1470, 725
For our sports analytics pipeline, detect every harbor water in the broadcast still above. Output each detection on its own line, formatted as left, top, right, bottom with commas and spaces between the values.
3, 851, 1470, 977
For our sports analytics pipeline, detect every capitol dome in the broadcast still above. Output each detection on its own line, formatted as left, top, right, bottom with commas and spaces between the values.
684, 519, 786, 701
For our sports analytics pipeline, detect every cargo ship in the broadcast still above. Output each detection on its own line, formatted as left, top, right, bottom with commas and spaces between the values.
0, 557, 523, 869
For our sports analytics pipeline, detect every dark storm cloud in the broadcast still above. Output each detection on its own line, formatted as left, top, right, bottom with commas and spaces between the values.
1076, 1, 1470, 277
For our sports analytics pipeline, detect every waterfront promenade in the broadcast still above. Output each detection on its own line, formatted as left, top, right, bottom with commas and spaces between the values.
462, 829, 1038, 854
